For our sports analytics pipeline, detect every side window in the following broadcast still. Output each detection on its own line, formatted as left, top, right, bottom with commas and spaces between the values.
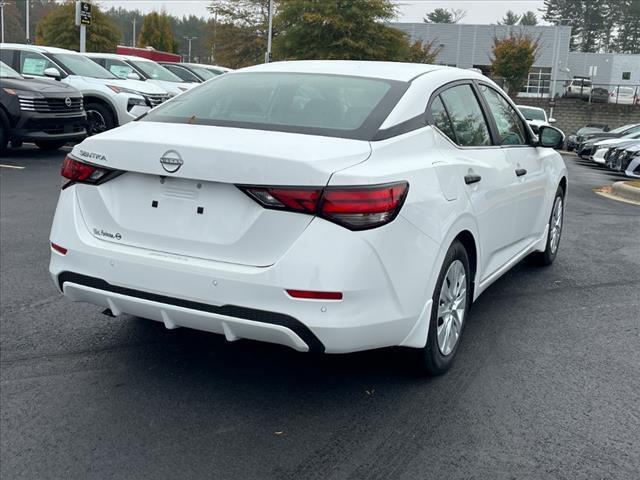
479, 85, 527, 146
19, 51, 56, 77
0, 49, 16, 67
438, 85, 492, 147
429, 96, 456, 143
105, 59, 134, 79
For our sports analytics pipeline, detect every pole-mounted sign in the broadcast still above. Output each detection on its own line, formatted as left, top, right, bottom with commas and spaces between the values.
76, 1, 91, 26
75, 1, 90, 53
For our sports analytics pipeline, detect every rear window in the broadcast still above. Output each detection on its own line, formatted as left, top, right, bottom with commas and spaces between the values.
141, 72, 407, 140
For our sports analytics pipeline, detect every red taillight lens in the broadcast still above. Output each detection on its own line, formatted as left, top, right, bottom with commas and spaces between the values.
61, 156, 115, 188
240, 182, 408, 230
321, 182, 409, 230
242, 187, 322, 214
286, 289, 343, 300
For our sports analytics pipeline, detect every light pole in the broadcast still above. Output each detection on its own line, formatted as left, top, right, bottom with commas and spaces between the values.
211, 8, 217, 63
0, 1, 6, 44
25, 0, 30, 43
184, 36, 197, 63
265, 0, 273, 63
132, 17, 136, 47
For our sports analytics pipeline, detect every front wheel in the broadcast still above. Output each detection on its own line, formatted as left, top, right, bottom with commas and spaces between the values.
415, 240, 472, 375
85, 102, 115, 136
530, 186, 565, 266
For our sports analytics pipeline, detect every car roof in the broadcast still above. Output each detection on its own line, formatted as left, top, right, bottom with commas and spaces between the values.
0, 43, 75, 54
240, 60, 453, 82
84, 52, 154, 62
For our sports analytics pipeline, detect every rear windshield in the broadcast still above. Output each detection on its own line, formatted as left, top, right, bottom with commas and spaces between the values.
141, 72, 407, 140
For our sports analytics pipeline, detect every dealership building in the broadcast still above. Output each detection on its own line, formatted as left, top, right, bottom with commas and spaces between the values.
392, 23, 640, 97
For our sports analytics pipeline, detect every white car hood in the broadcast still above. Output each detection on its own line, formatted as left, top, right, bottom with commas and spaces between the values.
79, 76, 166, 95
595, 138, 640, 148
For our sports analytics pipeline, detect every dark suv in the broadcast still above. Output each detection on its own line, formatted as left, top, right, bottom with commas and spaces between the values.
0, 61, 86, 153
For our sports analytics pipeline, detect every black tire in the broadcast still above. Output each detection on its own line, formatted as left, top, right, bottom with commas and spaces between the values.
35, 140, 68, 151
415, 240, 472, 375
85, 102, 115, 135
0, 109, 9, 154
530, 186, 565, 266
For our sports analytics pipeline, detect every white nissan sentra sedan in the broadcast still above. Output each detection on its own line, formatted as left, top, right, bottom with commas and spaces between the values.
49, 61, 567, 374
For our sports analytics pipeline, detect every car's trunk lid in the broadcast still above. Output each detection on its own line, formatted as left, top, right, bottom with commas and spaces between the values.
72, 122, 371, 266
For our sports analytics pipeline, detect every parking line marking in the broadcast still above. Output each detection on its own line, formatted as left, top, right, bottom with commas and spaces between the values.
0, 164, 26, 170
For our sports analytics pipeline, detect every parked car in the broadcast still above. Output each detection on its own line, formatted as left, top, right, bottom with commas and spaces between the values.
576, 123, 640, 158
591, 133, 640, 164
0, 44, 169, 135
608, 86, 639, 105
83, 53, 198, 96
0, 61, 86, 153
590, 87, 610, 103
567, 123, 609, 151
564, 78, 592, 99
49, 62, 567, 375
517, 105, 556, 134
620, 143, 640, 178
159, 62, 232, 83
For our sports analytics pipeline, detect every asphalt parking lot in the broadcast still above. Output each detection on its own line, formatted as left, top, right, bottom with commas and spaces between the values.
1, 147, 639, 479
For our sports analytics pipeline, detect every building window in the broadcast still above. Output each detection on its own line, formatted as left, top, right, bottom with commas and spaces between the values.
519, 67, 552, 96
622, 72, 631, 80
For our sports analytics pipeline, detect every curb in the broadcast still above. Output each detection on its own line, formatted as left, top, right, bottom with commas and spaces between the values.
612, 181, 640, 203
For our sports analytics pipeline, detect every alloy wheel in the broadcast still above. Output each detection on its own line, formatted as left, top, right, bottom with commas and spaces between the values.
550, 197, 563, 254
437, 259, 467, 356
87, 110, 107, 135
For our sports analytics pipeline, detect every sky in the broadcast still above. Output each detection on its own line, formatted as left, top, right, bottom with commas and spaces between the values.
95, 0, 547, 24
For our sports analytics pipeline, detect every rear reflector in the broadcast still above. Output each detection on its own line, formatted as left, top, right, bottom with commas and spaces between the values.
286, 289, 343, 300
51, 243, 68, 255
239, 182, 408, 230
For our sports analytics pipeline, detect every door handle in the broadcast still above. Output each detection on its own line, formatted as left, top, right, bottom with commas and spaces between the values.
515, 168, 527, 177
464, 174, 482, 185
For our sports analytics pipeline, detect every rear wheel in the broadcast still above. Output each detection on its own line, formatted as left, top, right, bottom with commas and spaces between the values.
415, 240, 472, 375
530, 186, 564, 266
85, 102, 115, 135
0, 109, 9, 154
35, 140, 68, 151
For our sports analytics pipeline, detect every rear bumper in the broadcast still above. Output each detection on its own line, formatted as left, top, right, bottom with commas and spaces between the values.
50, 186, 439, 354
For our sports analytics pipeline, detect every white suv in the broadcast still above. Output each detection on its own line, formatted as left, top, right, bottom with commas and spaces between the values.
0, 44, 170, 134
82, 53, 198, 96
49, 61, 567, 375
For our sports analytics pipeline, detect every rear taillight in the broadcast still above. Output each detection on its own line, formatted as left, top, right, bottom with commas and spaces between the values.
239, 182, 408, 231
61, 156, 118, 189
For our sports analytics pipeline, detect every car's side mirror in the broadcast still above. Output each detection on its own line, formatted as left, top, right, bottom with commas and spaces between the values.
44, 67, 61, 80
549, 117, 556, 124
538, 125, 565, 149
126, 72, 141, 80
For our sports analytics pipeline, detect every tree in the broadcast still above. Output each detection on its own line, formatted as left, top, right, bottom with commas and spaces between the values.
137, 11, 177, 53
519, 11, 538, 26
541, 0, 611, 52
35, 2, 121, 52
208, 0, 274, 64
0, 1, 25, 43
276, 0, 439, 63
491, 32, 540, 97
104, 7, 144, 46
615, 0, 640, 53
498, 10, 520, 25
424, 8, 466, 24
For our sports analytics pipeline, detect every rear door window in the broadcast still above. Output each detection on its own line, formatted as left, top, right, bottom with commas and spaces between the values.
437, 84, 492, 147
19, 51, 57, 77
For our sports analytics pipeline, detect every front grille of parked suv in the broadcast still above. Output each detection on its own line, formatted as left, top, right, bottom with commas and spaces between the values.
143, 93, 171, 108
19, 97, 84, 114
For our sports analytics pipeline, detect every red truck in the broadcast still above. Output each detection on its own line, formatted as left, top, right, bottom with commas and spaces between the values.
115, 46, 181, 63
